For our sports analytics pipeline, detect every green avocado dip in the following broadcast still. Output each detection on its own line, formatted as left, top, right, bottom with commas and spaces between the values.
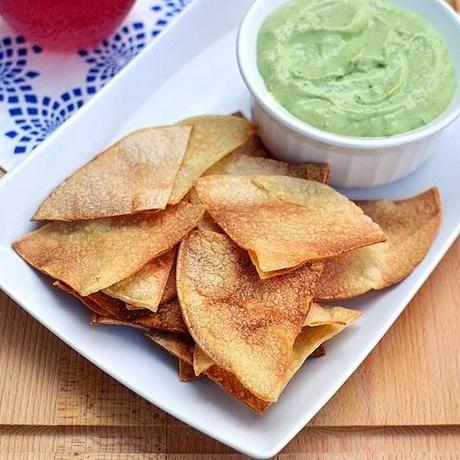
257, 0, 456, 137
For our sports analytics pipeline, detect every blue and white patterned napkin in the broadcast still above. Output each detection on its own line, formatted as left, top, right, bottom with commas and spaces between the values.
0, 0, 192, 171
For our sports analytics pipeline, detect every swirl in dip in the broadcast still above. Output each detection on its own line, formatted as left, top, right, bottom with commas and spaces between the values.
257, 0, 456, 137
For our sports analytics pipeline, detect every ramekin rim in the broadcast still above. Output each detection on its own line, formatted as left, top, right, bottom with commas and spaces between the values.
236, 0, 460, 150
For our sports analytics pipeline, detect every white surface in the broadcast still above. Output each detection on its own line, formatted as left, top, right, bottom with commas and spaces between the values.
0, 1, 459, 458
238, 0, 460, 187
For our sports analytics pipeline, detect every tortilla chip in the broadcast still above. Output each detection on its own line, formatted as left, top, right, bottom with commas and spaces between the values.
198, 307, 355, 413
135, 299, 186, 334
124, 303, 146, 311
189, 151, 329, 234
222, 112, 268, 157
228, 134, 269, 158
191, 155, 328, 235
253, 262, 306, 280
197, 212, 223, 233
55, 280, 126, 318
103, 247, 176, 312
14, 202, 204, 296
193, 345, 214, 376
146, 331, 270, 413
204, 153, 329, 183
56, 282, 113, 317
33, 126, 192, 221
195, 175, 385, 275
179, 360, 200, 382
310, 345, 326, 358
177, 230, 323, 402
188, 188, 223, 233
159, 258, 177, 304
168, 115, 256, 204
193, 303, 346, 376
193, 340, 326, 378
93, 299, 187, 334
304, 302, 356, 327
279, 306, 360, 394
316, 188, 441, 300
147, 306, 356, 413
147, 330, 195, 363
91, 314, 152, 332
55, 280, 187, 333
204, 365, 270, 413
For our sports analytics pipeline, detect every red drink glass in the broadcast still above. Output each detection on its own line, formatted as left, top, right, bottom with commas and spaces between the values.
0, 0, 135, 51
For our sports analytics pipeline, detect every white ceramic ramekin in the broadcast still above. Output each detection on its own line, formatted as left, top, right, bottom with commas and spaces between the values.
237, 0, 460, 188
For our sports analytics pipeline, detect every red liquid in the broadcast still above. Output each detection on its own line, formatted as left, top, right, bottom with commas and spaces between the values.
0, 0, 135, 51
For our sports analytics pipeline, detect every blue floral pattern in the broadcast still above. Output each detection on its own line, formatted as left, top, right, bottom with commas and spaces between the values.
78, 22, 147, 94
151, 0, 192, 37
0, 36, 42, 103
5, 89, 85, 154
0, 0, 193, 169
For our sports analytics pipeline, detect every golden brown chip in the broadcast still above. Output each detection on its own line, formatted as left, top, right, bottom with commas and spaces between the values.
55, 280, 127, 318
228, 113, 268, 158
179, 360, 200, 382
204, 365, 270, 413
188, 188, 223, 233
303, 302, 356, 327
103, 247, 176, 312
310, 345, 326, 358
193, 302, 351, 375
56, 281, 113, 317
316, 188, 441, 300
137, 299, 186, 333
193, 345, 214, 376
14, 202, 204, 296
302, 163, 330, 184
147, 304, 358, 413
146, 331, 270, 413
252, 262, 306, 280
177, 230, 323, 402
33, 126, 192, 221
190, 151, 330, 234
147, 330, 195, 363
204, 153, 329, 183
91, 315, 152, 332
124, 303, 145, 311
279, 306, 360, 394
196, 212, 223, 233
168, 115, 256, 204
228, 134, 269, 158
190, 157, 328, 241
159, 258, 177, 304
55, 281, 187, 334
195, 175, 385, 275
193, 338, 326, 378
92, 299, 187, 334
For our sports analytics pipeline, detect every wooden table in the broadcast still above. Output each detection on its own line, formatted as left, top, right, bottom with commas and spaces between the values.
1, 3, 460, 457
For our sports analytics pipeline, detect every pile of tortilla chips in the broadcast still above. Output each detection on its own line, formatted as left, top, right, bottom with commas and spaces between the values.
13, 114, 441, 413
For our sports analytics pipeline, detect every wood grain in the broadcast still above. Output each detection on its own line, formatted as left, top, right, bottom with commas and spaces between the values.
0, 426, 166, 456
0, 426, 458, 458
165, 425, 460, 456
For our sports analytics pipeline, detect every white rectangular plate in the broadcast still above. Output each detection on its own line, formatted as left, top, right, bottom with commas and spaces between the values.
0, 1, 459, 458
